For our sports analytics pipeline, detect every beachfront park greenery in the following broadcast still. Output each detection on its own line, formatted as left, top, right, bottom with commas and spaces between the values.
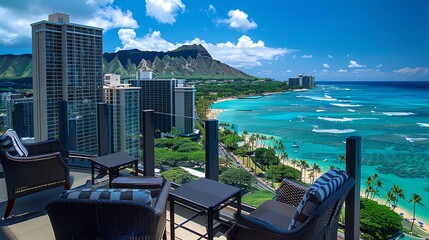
360, 199, 402, 240
219, 127, 243, 149
154, 137, 205, 167
242, 190, 275, 207
219, 167, 256, 189
265, 164, 301, 182
160, 167, 198, 184
253, 147, 281, 170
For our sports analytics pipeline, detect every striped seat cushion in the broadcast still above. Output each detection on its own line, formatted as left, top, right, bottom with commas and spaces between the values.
60, 188, 152, 206
288, 168, 348, 230
0, 129, 28, 157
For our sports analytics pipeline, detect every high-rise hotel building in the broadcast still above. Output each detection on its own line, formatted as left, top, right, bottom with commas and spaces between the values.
129, 71, 196, 136
5, 93, 34, 138
103, 74, 140, 159
32, 13, 103, 154
288, 74, 315, 88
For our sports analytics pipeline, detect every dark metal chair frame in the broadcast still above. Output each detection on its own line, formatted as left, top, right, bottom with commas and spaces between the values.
226, 178, 355, 240
0, 139, 70, 220
45, 180, 171, 240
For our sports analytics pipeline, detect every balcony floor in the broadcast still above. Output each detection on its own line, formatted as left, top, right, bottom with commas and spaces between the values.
0, 169, 228, 240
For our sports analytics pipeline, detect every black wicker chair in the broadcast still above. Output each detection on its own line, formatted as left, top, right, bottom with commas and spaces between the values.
45, 180, 171, 240
0, 139, 70, 220
226, 177, 354, 240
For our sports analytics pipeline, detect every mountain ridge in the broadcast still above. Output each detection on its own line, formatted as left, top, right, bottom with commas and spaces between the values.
0, 44, 255, 83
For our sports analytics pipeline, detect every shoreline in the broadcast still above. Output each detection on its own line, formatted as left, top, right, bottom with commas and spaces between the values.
207, 91, 287, 120
359, 191, 429, 233
207, 95, 429, 235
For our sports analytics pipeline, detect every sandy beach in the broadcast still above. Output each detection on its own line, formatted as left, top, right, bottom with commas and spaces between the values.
206, 97, 235, 120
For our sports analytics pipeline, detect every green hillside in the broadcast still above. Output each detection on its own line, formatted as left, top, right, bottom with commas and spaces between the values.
0, 44, 256, 83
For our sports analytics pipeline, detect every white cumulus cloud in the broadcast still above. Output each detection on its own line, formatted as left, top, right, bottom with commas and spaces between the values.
348, 60, 364, 68
145, 0, 185, 24
328, 54, 334, 59
323, 63, 330, 68
286, 69, 292, 73
218, 9, 257, 31
0, 0, 137, 47
116, 29, 176, 52
301, 54, 313, 59
376, 64, 383, 68
116, 30, 292, 68
393, 67, 429, 74
85, 5, 138, 31
337, 69, 347, 73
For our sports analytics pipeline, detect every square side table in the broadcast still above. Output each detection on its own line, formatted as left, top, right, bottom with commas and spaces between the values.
90, 152, 138, 187
169, 178, 241, 240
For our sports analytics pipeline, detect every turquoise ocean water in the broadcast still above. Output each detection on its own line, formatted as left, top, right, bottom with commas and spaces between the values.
211, 81, 429, 225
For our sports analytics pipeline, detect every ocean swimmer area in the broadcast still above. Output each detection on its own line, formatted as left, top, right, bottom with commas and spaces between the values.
211, 81, 429, 228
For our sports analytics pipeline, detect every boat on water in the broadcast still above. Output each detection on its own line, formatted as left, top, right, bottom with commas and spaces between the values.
291, 142, 299, 148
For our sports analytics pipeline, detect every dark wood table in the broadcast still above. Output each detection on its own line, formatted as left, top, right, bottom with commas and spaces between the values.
169, 178, 241, 240
89, 152, 139, 187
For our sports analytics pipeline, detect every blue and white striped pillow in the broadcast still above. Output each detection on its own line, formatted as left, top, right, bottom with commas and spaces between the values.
60, 188, 152, 206
288, 169, 348, 230
0, 129, 28, 157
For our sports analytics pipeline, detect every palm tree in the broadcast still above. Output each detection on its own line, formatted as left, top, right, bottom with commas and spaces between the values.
385, 189, 397, 207
372, 179, 383, 200
391, 185, 405, 208
308, 170, 315, 183
408, 193, 425, 233
365, 176, 374, 199
242, 131, 249, 144
312, 163, 321, 180
255, 134, 261, 148
291, 159, 298, 168
338, 153, 346, 167
298, 160, 309, 182
281, 151, 289, 165
268, 136, 275, 148
249, 134, 256, 151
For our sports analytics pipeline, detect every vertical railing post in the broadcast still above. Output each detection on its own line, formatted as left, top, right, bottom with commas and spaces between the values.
58, 100, 68, 150
345, 136, 361, 240
98, 103, 111, 156
142, 110, 155, 176
205, 119, 219, 181
13, 103, 25, 137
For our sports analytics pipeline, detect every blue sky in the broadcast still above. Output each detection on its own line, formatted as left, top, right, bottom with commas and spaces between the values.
0, 0, 428, 81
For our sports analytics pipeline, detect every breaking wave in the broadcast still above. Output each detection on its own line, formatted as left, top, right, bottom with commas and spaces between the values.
417, 123, 429, 127
318, 117, 379, 122
298, 95, 338, 101
406, 137, 428, 142
382, 112, 415, 116
312, 128, 356, 134
330, 103, 362, 107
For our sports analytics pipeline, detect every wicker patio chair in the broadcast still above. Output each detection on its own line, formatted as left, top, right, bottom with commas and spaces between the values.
45, 180, 171, 240
0, 138, 70, 220
226, 177, 354, 240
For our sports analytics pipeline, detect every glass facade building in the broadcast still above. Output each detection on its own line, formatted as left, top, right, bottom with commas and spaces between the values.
5, 94, 34, 138
103, 74, 141, 159
129, 72, 196, 135
32, 13, 103, 154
